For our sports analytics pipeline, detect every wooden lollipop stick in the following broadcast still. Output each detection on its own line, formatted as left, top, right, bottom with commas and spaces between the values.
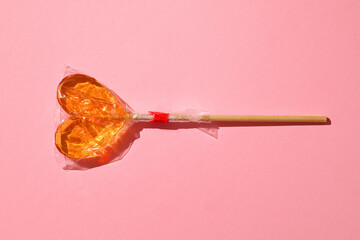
132, 113, 328, 123
199, 115, 328, 122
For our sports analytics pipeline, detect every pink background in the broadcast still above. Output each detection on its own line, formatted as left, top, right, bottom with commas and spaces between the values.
1, 0, 360, 239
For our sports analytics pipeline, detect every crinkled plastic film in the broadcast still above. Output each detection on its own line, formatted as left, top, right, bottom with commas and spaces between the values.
170, 109, 219, 138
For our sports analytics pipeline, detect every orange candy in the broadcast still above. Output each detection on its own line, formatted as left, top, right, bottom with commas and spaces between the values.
55, 74, 131, 159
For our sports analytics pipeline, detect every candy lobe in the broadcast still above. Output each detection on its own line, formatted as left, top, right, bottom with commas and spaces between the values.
57, 74, 128, 119
55, 117, 125, 159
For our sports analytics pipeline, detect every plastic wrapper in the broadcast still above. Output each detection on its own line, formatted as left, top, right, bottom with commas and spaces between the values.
55, 67, 217, 170
169, 109, 219, 138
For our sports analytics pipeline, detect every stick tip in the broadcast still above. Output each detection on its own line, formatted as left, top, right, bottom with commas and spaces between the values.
325, 117, 332, 125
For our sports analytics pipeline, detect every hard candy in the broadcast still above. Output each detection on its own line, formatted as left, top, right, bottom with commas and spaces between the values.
55, 74, 130, 159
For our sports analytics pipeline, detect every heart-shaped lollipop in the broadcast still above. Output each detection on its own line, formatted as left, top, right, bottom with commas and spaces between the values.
55, 72, 328, 167
55, 74, 133, 159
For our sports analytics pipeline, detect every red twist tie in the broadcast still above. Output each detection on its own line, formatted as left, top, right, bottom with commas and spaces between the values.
149, 111, 169, 123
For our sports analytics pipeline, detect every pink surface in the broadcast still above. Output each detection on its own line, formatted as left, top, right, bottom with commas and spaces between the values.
0, 0, 359, 239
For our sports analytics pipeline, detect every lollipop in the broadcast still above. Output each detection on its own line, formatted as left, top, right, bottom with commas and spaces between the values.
55, 72, 327, 168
